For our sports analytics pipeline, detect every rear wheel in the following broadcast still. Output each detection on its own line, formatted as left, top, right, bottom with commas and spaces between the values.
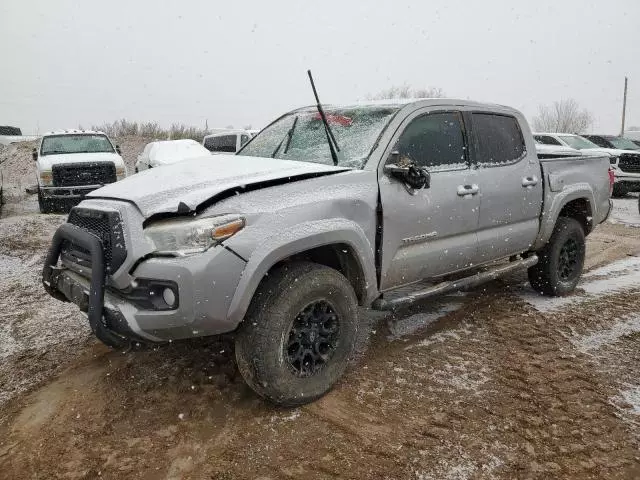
235, 261, 358, 406
528, 217, 586, 296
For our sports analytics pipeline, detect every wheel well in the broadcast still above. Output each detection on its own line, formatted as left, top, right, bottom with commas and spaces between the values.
558, 198, 593, 235
274, 244, 367, 305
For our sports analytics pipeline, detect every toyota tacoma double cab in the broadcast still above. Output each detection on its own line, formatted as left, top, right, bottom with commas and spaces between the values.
34, 130, 127, 213
43, 99, 612, 405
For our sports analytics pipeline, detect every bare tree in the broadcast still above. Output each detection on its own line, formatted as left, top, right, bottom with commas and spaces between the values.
368, 85, 445, 100
532, 99, 593, 133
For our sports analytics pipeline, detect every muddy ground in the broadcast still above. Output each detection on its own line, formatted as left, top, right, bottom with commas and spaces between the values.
1, 153, 640, 478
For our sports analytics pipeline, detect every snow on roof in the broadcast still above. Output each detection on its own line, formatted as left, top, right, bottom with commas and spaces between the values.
292, 98, 518, 113
203, 129, 251, 138
43, 129, 106, 136
143, 139, 210, 163
534, 132, 581, 137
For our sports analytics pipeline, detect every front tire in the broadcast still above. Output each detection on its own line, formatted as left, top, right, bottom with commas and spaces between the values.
612, 183, 628, 198
528, 217, 586, 296
235, 261, 358, 406
38, 189, 54, 214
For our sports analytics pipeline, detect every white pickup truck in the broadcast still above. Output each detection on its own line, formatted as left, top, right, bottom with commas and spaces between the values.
34, 130, 127, 213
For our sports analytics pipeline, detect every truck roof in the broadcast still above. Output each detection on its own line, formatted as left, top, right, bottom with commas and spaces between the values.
43, 129, 107, 137
292, 98, 521, 115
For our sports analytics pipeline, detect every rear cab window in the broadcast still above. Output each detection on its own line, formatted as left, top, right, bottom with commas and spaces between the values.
204, 134, 237, 153
534, 135, 562, 146
471, 113, 525, 166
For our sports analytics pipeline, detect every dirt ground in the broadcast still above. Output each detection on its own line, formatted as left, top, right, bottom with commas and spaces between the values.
1, 148, 640, 478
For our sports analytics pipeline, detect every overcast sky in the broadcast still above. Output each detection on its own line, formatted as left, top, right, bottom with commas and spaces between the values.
1, 0, 639, 134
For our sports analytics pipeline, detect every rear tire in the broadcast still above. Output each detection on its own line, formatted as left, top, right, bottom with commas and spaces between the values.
528, 217, 586, 296
235, 261, 358, 406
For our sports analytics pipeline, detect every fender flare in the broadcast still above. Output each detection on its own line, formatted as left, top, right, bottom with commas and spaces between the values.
226, 219, 377, 325
534, 182, 596, 250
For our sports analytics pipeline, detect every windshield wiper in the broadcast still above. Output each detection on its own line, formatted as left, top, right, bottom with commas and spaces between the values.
307, 70, 340, 166
283, 116, 298, 154
271, 115, 299, 158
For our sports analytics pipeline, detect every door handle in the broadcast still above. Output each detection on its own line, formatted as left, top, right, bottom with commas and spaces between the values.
522, 176, 538, 187
457, 184, 479, 196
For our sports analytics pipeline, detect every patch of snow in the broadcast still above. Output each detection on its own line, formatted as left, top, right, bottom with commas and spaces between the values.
406, 323, 474, 350
387, 301, 464, 340
519, 256, 640, 312
415, 457, 475, 480
583, 257, 640, 278
570, 314, 640, 353
431, 362, 490, 393
611, 384, 640, 416
608, 197, 640, 228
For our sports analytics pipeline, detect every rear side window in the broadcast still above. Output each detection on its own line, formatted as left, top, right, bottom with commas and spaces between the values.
204, 134, 237, 152
393, 112, 467, 171
534, 135, 562, 146
472, 114, 525, 165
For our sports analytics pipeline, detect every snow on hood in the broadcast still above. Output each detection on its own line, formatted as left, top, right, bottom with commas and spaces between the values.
88, 154, 350, 218
38, 152, 124, 170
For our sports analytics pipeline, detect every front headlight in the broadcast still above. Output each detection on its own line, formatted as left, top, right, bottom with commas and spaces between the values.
39, 170, 53, 186
144, 214, 245, 255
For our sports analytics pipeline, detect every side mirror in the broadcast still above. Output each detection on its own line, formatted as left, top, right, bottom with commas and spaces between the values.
384, 153, 430, 190
115, 145, 122, 155
32, 148, 38, 161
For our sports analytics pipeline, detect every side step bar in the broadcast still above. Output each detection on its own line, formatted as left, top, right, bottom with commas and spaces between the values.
372, 255, 538, 311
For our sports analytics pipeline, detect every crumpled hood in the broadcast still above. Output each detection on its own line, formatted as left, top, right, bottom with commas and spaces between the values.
38, 152, 124, 170
88, 154, 349, 218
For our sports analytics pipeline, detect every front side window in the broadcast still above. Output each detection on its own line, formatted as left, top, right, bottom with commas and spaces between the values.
473, 114, 525, 165
239, 106, 399, 168
392, 112, 467, 170
240, 134, 250, 146
41, 134, 114, 155
204, 135, 237, 153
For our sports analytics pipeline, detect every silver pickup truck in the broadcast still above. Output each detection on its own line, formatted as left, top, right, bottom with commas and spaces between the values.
43, 99, 612, 405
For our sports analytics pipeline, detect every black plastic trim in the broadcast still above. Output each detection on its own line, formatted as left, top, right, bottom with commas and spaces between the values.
42, 223, 123, 347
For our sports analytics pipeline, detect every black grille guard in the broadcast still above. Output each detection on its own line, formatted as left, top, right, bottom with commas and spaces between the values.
42, 223, 125, 347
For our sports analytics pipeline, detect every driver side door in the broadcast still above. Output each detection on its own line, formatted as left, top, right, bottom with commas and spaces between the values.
378, 109, 480, 291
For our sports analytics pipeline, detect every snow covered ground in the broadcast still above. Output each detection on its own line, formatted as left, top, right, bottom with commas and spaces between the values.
609, 195, 640, 228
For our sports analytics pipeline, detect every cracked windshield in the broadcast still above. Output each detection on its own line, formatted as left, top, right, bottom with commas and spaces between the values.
1, 1, 639, 479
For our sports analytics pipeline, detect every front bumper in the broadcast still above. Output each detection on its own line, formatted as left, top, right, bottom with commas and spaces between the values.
41, 185, 103, 199
43, 223, 247, 345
